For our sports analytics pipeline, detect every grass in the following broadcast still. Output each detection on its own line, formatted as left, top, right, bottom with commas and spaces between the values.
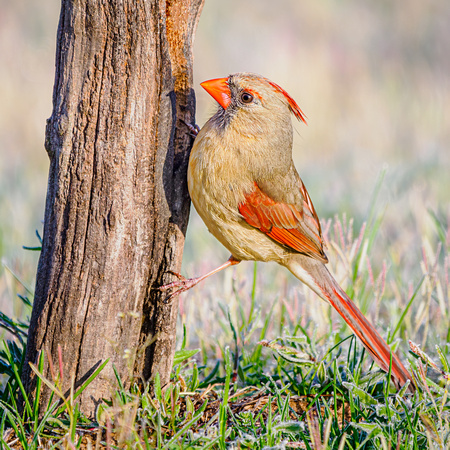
1, 184, 450, 448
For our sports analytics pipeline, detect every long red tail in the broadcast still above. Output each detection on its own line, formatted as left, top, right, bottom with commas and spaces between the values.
287, 258, 415, 391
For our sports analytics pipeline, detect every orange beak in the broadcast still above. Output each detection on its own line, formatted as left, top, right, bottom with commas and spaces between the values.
200, 77, 232, 109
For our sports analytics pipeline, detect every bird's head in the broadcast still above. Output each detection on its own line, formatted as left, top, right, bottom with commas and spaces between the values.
200, 73, 307, 129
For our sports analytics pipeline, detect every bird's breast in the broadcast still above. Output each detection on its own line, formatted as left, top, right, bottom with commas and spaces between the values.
187, 124, 290, 263
188, 130, 253, 221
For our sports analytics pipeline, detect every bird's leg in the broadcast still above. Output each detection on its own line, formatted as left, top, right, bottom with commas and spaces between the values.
160, 256, 240, 302
180, 118, 200, 137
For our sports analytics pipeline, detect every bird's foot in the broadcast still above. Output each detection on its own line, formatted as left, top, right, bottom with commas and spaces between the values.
180, 119, 200, 137
159, 271, 202, 303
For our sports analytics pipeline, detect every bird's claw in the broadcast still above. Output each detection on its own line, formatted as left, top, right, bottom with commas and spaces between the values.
180, 119, 200, 137
166, 270, 187, 282
159, 273, 201, 303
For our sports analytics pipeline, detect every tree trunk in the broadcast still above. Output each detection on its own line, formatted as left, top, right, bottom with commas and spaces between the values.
23, 0, 204, 416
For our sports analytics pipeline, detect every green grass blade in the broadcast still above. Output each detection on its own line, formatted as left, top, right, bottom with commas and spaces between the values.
71, 358, 109, 402
32, 350, 44, 432
3, 344, 33, 419
30, 402, 59, 448
162, 400, 208, 448
389, 275, 425, 344
249, 261, 258, 324
218, 347, 232, 450
173, 348, 200, 367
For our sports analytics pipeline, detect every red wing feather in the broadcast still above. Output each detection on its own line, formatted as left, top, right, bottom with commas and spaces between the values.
239, 182, 327, 263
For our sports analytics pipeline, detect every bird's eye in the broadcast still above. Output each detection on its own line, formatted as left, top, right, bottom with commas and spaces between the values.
240, 92, 254, 103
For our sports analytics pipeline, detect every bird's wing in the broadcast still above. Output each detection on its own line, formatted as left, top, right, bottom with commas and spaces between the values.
238, 180, 328, 263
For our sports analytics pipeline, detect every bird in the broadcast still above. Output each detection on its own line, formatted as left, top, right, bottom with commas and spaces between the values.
162, 72, 414, 391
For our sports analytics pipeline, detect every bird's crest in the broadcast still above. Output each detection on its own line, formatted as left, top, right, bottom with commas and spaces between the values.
266, 80, 307, 124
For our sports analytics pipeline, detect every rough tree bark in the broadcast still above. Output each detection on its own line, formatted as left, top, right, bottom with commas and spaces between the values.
23, 0, 204, 416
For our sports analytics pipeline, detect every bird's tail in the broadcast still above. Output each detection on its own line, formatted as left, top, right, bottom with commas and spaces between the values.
286, 257, 414, 392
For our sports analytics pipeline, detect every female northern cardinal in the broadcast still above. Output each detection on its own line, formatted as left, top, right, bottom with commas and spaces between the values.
164, 73, 413, 390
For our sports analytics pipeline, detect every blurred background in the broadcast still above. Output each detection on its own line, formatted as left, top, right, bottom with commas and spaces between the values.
1, 0, 449, 352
